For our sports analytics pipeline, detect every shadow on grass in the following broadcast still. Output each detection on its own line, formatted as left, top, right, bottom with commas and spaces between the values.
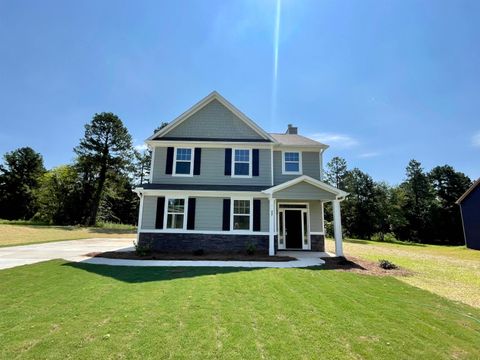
63, 261, 259, 283
86, 228, 136, 235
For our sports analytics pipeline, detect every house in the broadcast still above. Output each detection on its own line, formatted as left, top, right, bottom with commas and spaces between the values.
134, 92, 347, 256
456, 179, 480, 250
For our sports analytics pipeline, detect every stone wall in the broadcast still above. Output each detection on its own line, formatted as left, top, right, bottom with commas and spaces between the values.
310, 234, 325, 252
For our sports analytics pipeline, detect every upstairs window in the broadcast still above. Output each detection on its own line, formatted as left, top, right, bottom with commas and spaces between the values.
174, 148, 193, 176
232, 199, 251, 230
165, 198, 186, 229
233, 149, 251, 177
283, 151, 302, 174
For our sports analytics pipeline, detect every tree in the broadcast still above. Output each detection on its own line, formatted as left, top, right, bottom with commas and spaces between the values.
98, 173, 139, 224
428, 165, 471, 244
0, 147, 45, 220
134, 150, 151, 185
74, 113, 134, 225
325, 157, 348, 189
35, 165, 83, 224
400, 160, 435, 242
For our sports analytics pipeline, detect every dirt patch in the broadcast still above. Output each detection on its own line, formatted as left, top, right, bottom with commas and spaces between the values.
320, 256, 412, 276
85, 251, 296, 262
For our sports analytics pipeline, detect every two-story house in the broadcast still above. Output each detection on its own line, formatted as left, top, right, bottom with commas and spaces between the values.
135, 92, 347, 256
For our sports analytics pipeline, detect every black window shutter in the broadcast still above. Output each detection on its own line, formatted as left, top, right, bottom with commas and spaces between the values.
155, 197, 165, 229
187, 198, 196, 230
224, 148, 232, 176
193, 148, 201, 175
253, 199, 261, 231
222, 199, 231, 231
165, 147, 174, 175
252, 149, 259, 177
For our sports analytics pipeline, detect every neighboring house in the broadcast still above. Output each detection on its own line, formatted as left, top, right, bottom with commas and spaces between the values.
456, 179, 480, 250
134, 91, 347, 256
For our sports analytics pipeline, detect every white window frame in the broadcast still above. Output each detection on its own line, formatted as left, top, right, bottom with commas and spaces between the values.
232, 148, 252, 178
163, 197, 188, 230
282, 151, 302, 175
230, 197, 253, 232
173, 147, 194, 177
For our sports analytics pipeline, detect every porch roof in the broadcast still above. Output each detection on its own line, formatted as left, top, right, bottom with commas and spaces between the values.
262, 175, 348, 201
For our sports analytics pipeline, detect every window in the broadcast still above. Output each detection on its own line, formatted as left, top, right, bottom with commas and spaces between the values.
165, 198, 186, 229
233, 149, 251, 177
283, 151, 302, 174
174, 148, 193, 176
232, 199, 251, 230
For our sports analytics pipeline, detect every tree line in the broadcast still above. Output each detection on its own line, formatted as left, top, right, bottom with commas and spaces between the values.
0, 112, 472, 245
324, 157, 472, 245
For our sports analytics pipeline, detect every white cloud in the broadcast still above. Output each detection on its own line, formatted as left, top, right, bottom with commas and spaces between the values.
473, 131, 480, 147
134, 144, 148, 152
358, 152, 380, 158
309, 132, 359, 148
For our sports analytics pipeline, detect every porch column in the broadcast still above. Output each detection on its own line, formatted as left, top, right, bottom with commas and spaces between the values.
332, 199, 344, 257
136, 193, 144, 245
269, 197, 275, 256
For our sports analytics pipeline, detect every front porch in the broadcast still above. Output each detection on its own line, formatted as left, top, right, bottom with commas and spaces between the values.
263, 176, 348, 257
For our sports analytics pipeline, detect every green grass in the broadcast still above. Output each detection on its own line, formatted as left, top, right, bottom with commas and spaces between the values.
0, 260, 479, 359
326, 238, 480, 308
0, 224, 135, 247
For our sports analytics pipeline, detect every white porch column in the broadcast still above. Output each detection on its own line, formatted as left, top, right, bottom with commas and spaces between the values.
269, 197, 275, 256
332, 199, 344, 257
136, 193, 144, 245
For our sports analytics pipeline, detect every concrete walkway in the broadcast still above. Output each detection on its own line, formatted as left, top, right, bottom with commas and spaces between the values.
0, 238, 327, 270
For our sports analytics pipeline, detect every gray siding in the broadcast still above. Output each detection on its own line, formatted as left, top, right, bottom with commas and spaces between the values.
152, 147, 271, 186
273, 182, 337, 201
164, 99, 265, 140
273, 151, 321, 185
141, 196, 158, 230
195, 197, 223, 231
142, 196, 270, 232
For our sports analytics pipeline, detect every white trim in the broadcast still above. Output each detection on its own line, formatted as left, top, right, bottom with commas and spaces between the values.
172, 147, 194, 177
270, 145, 274, 186
136, 193, 144, 245
148, 91, 276, 142
146, 141, 273, 149
277, 202, 311, 250
135, 189, 268, 198
459, 205, 467, 247
263, 175, 349, 198
310, 232, 325, 235
230, 197, 253, 232
319, 148, 324, 181
281, 150, 302, 175
149, 148, 156, 183
163, 197, 188, 230
138, 229, 270, 235
231, 148, 252, 178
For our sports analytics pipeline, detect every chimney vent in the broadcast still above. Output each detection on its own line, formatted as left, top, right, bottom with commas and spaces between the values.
286, 124, 298, 135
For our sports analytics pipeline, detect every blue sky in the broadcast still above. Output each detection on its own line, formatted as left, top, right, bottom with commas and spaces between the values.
0, 0, 478, 184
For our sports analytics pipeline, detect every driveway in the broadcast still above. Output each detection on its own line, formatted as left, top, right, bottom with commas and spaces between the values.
0, 238, 134, 270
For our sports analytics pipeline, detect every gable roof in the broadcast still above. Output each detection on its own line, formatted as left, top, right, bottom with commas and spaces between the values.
269, 133, 328, 148
456, 178, 480, 204
263, 175, 348, 199
148, 91, 275, 142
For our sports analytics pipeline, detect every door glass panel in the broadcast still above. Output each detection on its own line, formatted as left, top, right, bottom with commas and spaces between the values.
303, 212, 308, 245
279, 213, 284, 244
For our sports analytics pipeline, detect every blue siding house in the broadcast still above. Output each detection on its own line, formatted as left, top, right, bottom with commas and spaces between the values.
456, 179, 480, 250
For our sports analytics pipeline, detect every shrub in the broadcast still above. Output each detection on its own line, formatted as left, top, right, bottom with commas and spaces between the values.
324, 221, 334, 238
193, 249, 204, 256
246, 242, 256, 255
371, 232, 397, 243
134, 240, 152, 256
378, 259, 398, 270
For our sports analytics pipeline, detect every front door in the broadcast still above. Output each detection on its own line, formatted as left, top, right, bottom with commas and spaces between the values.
285, 210, 303, 249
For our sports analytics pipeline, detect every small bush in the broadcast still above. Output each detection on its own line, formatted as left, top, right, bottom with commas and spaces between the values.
324, 221, 334, 238
193, 249, 204, 256
246, 242, 256, 255
378, 259, 398, 270
371, 232, 397, 243
134, 240, 152, 256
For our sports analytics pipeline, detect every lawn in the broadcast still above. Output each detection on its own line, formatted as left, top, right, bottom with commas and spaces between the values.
326, 238, 480, 308
0, 224, 135, 247
0, 260, 479, 359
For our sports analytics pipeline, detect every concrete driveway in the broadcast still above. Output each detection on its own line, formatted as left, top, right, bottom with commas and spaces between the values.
0, 238, 134, 270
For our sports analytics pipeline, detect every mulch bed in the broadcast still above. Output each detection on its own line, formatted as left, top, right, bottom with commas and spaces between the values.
320, 256, 412, 276
85, 251, 296, 262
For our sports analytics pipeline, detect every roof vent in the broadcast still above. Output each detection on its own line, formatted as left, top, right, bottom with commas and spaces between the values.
286, 124, 298, 135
